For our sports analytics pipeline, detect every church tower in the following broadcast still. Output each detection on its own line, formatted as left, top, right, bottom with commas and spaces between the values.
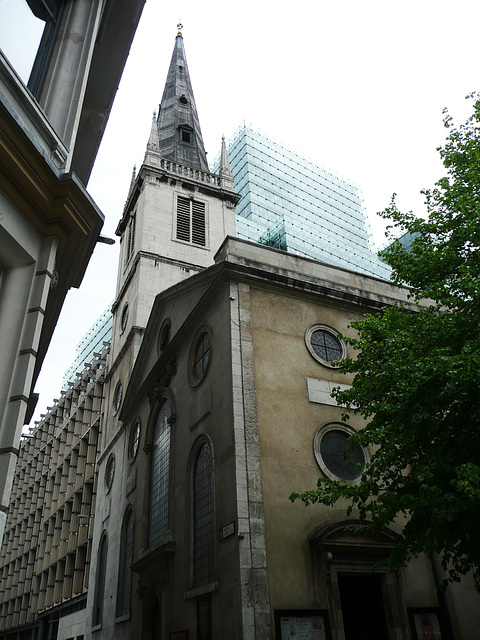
85, 27, 239, 636
106, 25, 239, 422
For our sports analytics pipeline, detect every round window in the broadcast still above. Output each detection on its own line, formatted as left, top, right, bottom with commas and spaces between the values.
121, 304, 129, 332
129, 420, 141, 461
192, 331, 210, 382
105, 454, 115, 491
113, 380, 123, 413
158, 319, 171, 354
305, 324, 346, 367
314, 424, 368, 482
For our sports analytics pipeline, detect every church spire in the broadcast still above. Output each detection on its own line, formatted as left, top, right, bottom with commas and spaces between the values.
156, 25, 209, 172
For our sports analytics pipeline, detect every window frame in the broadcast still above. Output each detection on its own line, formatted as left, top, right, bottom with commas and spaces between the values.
188, 326, 212, 387
313, 423, 369, 484
305, 323, 347, 368
148, 398, 172, 547
105, 454, 115, 492
175, 195, 208, 247
116, 508, 134, 620
128, 420, 141, 462
120, 303, 129, 334
193, 442, 215, 588
92, 532, 108, 629
124, 214, 136, 266
157, 318, 171, 354
113, 380, 123, 414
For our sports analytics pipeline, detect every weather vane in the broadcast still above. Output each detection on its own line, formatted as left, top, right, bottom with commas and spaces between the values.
177, 23, 183, 36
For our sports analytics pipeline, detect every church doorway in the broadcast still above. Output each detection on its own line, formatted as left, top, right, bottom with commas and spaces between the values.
150, 597, 162, 639
338, 573, 389, 640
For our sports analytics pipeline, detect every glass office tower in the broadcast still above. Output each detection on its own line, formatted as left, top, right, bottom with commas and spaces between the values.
62, 306, 113, 388
218, 126, 390, 280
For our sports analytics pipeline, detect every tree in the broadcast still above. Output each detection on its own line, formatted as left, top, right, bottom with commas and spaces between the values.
290, 93, 480, 590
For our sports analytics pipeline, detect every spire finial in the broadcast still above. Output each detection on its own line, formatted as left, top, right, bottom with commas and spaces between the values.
177, 22, 183, 37
219, 137, 234, 190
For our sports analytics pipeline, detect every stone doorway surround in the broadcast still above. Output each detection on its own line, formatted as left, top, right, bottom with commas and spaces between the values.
310, 521, 409, 640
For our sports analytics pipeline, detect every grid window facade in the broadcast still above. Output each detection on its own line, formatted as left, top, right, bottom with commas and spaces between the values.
149, 401, 171, 546
117, 510, 134, 617
176, 196, 206, 246
193, 444, 214, 587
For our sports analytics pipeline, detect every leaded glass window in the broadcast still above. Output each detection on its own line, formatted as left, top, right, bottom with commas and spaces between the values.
93, 533, 107, 627
193, 443, 214, 587
305, 323, 346, 367
314, 424, 368, 483
193, 332, 210, 381
310, 329, 343, 362
149, 400, 171, 546
320, 430, 364, 481
117, 510, 134, 617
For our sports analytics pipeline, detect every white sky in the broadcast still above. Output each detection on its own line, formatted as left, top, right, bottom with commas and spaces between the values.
2, 0, 478, 423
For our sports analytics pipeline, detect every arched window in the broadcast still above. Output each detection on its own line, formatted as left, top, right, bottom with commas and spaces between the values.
92, 533, 107, 627
149, 400, 171, 546
193, 443, 214, 587
116, 509, 134, 617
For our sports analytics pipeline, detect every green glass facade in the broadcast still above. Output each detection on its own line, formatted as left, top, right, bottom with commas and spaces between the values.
219, 127, 391, 280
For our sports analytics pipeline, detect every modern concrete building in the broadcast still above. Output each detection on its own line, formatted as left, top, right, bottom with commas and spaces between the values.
0, 346, 110, 639
216, 126, 390, 280
0, 0, 144, 544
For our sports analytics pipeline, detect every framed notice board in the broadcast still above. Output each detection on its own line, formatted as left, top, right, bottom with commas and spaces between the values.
274, 610, 331, 640
408, 608, 446, 639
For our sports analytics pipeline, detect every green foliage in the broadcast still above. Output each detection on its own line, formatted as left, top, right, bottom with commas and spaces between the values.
290, 93, 480, 590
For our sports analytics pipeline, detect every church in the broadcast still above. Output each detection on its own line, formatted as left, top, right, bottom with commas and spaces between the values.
84, 26, 480, 640
1, 24, 479, 640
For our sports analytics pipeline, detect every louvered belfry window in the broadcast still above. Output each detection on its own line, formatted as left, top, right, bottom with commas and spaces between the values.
176, 196, 206, 246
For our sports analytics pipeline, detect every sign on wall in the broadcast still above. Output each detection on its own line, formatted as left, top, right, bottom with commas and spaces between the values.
275, 610, 331, 640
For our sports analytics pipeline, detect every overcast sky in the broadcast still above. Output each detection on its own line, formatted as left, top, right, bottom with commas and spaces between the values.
3, 0, 478, 423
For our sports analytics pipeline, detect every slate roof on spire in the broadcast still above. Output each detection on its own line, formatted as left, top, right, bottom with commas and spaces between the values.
156, 30, 209, 172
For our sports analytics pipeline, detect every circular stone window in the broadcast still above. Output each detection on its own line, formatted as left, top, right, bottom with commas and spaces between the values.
191, 329, 211, 384
113, 380, 123, 413
305, 323, 347, 367
105, 454, 115, 491
129, 420, 141, 461
120, 303, 129, 333
157, 319, 171, 354
314, 424, 368, 482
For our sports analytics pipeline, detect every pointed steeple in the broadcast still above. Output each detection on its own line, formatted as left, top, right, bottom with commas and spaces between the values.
156, 25, 209, 172
146, 111, 159, 152
219, 136, 234, 190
